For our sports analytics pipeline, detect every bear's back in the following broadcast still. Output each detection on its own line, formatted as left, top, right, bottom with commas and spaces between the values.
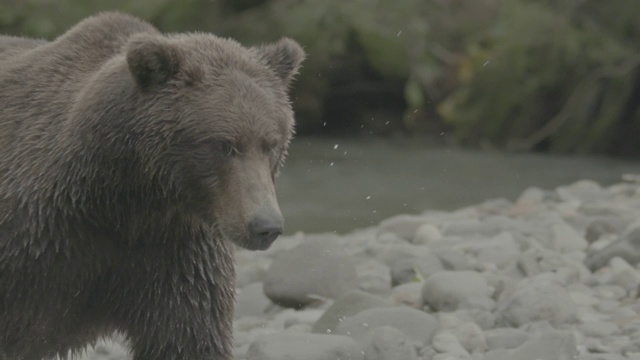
0, 12, 157, 74
0, 36, 47, 63
0, 12, 158, 155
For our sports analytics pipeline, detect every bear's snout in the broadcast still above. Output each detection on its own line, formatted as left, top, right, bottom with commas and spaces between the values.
248, 207, 284, 250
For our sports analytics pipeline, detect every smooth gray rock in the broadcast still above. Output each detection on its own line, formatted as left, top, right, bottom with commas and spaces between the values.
390, 254, 444, 286
585, 216, 628, 243
579, 355, 627, 360
519, 320, 556, 335
550, 222, 588, 253
312, 290, 390, 334
496, 276, 577, 328
622, 337, 640, 354
361, 326, 418, 360
442, 219, 502, 238
578, 321, 620, 338
476, 199, 512, 216
270, 307, 325, 329
356, 259, 392, 295
593, 284, 627, 301
483, 348, 511, 360
413, 223, 442, 245
246, 333, 364, 360
517, 246, 568, 276
335, 306, 439, 344
453, 322, 487, 353
263, 239, 358, 308
434, 248, 475, 271
484, 328, 529, 350
377, 215, 428, 241
422, 271, 494, 312
506, 331, 578, 360
556, 180, 605, 202
475, 232, 520, 269
390, 282, 424, 309
516, 186, 547, 204
431, 330, 470, 358
373, 243, 431, 268
608, 257, 640, 292
451, 309, 496, 330
235, 254, 271, 288
235, 282, 273, 318
586, 223, 640, 271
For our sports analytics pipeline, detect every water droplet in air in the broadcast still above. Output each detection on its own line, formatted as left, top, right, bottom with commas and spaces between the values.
366, 196, 371, 200
333, 144, 339, 149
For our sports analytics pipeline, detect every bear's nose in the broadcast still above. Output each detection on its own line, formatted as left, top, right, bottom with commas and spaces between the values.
248, 213, 284, 248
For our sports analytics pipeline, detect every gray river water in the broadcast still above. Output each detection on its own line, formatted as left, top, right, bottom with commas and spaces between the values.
276, 137, 640, 234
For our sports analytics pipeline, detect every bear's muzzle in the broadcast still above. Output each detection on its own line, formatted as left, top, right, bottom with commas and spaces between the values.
247, 204, 283, 250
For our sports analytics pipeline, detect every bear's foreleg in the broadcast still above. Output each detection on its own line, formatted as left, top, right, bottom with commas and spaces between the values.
119, 241, 235, 360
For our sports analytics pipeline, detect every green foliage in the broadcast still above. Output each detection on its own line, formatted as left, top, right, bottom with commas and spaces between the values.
1, 0, 639, 155
440, 0, 640, 154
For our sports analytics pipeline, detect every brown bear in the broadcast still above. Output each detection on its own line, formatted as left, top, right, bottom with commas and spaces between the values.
0, 12, 304, 360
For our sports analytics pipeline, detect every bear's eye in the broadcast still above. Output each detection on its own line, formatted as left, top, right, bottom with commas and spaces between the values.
212, 141, 237, 157
263, 141, 279, 155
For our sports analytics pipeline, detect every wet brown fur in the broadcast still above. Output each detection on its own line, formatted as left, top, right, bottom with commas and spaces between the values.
0, 12, 304, 360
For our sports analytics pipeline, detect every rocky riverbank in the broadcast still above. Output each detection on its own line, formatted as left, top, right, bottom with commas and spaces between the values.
80, 178, 640, 360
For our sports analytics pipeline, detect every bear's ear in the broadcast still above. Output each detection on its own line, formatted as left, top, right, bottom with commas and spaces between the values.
253, 38, 306, 86
126, 34, 183, 88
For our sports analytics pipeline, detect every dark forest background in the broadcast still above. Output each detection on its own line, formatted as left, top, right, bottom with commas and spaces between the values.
2, 0, 639, 157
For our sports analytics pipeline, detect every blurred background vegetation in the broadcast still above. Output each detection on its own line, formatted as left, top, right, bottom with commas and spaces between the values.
1, 0, 639, 157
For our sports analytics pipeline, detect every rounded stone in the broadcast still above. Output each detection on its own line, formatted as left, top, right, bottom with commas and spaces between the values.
361, 326, 418, 360
484, 328, 529, 350
312, 290, 390, 335
506, 331, 578, 360
377, 215, 429, 241
264, 239, 359, 308
246, 333, 364, 360
422, 271, 493, 312
390, 254, 444, 286
413, 223, 443, 245
335, 306, 439, 344
356, 259, 392, 295
390, 282, 424, 309
453, 322, 487, 353
235, 282, 273, 318
496, 277, 577, 328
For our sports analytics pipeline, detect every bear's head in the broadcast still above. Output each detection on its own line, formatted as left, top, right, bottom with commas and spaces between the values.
120, 33, 305, 250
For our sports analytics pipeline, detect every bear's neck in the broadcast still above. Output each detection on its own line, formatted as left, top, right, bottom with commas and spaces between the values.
7, 136, 192, 248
